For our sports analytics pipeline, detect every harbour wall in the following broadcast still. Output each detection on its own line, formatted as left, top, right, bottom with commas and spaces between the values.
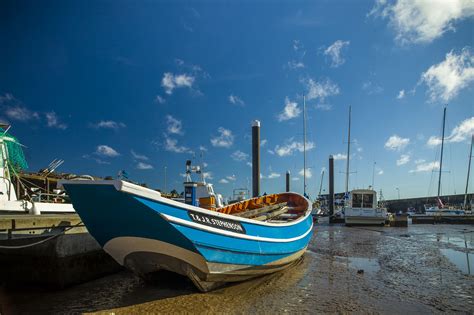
0, 214, 121, 287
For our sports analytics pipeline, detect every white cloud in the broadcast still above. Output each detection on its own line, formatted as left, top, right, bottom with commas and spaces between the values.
131, 150, 149, 161
427, 136, 442, 147
415, 159, 426, 164
231, 150, 249, 162
396, 154, 410, 166
226, 175, 237, 181
368, 0, 474, 44
211, 127, 234, 148
92, 120, 126, 130
155, 95, 166, 104
420, 48, 474, 103
304, 78, 340, 102
427, 116, 474, 147
260, 139, 268, 147
45, 112, 67, 129
333, 153, 347, 160
229, 94, 245, 106
5, 106, 39, 122
268, 172, 281, 179
199, 145, 208, 152
166, 115, 183, 135
397, 89, 405, 99
277, 97, 301, 122
362, 81, 384, 95
246, 161, 252, 167
449, 116, 474, 142
385, 135, 410, 151
287, 60, 305, 70
378, 170, 384, 175
219, 178, 229, 184
96, 145, 120, 157
136, 162, 153, 170
161, 72, 195, 95
292, 177, 300, 181
164, 137, 192, 153
409, 161, 440, 173
203, 172, 213, 180
293, 39, 303, 52
274, 138, 315, 157
323, 40, 350, 67
298, 168, 313, 179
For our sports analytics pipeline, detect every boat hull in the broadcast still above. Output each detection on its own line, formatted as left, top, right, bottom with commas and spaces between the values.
62, 180, 313, 291
345, 216, 386, 226
344, 207, 387, 226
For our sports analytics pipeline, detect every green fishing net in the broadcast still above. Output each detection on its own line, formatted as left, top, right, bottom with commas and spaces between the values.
1, 128, 28, 172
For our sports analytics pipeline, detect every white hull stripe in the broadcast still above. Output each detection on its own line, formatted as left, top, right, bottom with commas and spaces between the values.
161, 213, 313, 243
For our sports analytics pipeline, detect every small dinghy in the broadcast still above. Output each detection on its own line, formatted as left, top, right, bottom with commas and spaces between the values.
61, 164, 312, 291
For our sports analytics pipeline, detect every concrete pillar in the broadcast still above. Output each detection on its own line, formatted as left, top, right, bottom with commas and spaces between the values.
286, 171, 290, 192
252, 120, 260, 197
329, 155, 334, 220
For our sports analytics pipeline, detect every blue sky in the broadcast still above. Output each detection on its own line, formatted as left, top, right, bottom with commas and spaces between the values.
1, 0, 473, 200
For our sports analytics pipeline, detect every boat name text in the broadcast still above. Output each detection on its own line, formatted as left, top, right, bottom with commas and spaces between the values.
188, 211, 246, 234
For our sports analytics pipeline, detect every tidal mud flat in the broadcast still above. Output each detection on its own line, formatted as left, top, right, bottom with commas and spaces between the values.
1, 221, 473, 314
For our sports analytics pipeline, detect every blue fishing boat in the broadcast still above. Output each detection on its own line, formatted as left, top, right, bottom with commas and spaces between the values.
61, 162, 313, 291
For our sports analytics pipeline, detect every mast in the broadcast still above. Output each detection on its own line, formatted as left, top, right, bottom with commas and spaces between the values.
464, 134, 474, 209
303, 95, 307, 196
345, 106, 351, 195
437, 107, 446, 199
318, 169, 325, 197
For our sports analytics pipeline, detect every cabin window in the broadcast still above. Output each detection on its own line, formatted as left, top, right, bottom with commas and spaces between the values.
363, 194, 374, 208
352, 194, 362, 208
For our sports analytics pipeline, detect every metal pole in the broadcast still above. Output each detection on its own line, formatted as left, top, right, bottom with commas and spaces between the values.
372, 161, 376, 189
437, 107, 446, 198
164, 166, 167, 193
329, 155, 334, 218
303, 95, 307, 196
464, 134, 473, 209
286, 171, 290, 192
345, 106, 351, 195
252, 120, 261, 197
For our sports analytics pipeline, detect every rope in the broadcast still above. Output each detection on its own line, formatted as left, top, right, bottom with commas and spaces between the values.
0, 221, 83, 249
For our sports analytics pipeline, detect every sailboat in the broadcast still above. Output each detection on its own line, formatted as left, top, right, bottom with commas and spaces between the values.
343, 106, 387, 226
424, 107, 468, 216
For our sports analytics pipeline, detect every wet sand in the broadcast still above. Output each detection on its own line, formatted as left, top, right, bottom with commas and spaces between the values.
1, 220, 473, 314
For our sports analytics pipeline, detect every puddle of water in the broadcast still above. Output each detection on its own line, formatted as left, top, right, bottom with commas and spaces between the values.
440, 248, 474, 275
347, 257, 380, 274
427, 234, 474, 250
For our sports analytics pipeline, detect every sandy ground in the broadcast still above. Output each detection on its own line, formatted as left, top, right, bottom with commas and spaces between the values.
1, 220, 473, 314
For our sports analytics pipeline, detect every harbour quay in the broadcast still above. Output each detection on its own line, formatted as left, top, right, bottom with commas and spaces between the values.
0, 214, 121, 287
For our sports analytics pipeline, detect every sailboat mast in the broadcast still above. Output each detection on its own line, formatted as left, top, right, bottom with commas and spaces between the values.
303, 95, 307, 196
437, 107, 446, 198
464, 134, 474, 209
345, 106, 351, 195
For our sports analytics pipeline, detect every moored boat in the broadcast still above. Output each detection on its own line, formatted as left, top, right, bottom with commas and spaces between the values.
344, 189, 387, 226
61, 171, 313, 291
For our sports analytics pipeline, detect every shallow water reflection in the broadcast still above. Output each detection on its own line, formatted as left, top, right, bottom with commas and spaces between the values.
440, 248, 473, 275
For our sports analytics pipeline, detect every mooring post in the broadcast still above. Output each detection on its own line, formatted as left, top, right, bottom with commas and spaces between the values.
286, 170, 290, 192
252, 120, 260, 198
329, 155, 335, 223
